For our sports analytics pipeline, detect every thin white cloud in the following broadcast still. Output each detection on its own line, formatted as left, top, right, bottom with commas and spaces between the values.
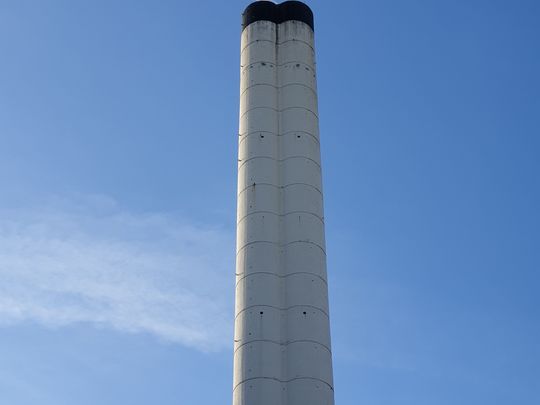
0, 195, 234, 352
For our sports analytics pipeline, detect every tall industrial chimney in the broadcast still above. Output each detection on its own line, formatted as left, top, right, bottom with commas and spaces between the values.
234, 1, 334, 404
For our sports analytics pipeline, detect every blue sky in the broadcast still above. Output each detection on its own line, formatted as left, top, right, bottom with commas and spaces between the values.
0, 0, 539, 404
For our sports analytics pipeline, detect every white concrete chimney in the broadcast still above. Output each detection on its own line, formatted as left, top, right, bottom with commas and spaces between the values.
234, 2, 334, 404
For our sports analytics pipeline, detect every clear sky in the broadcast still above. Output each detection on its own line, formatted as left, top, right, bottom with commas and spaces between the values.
0, 0, 539, 404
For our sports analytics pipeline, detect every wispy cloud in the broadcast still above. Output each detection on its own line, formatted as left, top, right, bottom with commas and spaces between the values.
0, 195, 234, 352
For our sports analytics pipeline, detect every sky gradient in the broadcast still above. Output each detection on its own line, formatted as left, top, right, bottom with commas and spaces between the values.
1, 0, 539, 404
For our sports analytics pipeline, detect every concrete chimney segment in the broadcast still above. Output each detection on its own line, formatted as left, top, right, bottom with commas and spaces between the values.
234, 2, 334, 404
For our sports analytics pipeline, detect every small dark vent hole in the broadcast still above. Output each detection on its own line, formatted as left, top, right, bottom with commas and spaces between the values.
260, 311, 264, 315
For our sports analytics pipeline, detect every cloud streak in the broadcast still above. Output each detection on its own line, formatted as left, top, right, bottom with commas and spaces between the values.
0, 195, 234, 351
